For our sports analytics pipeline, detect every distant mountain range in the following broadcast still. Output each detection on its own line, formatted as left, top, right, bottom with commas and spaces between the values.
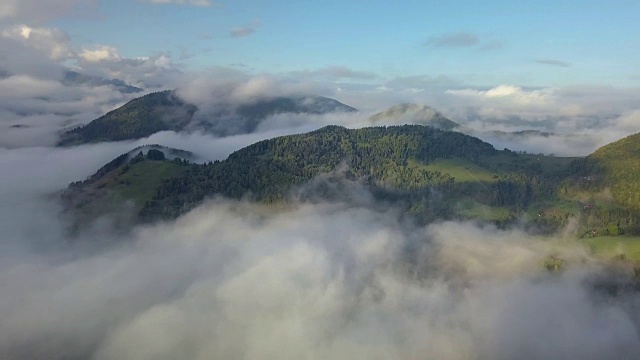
61, 125, 640, 239
57, 90, 356, 146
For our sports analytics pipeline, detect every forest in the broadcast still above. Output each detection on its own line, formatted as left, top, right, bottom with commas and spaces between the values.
63, 125, 640, 237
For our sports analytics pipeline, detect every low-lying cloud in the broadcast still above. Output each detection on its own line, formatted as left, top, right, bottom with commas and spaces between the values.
1, 139, 640, 360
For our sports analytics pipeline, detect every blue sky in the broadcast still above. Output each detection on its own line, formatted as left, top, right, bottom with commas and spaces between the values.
48, 0, 640, 87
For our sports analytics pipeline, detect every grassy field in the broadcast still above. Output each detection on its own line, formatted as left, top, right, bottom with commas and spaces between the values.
456, 200, 511, 221
480, 153, 579, 178
113, 160, 187, 210
414, 157, 499, 183
583, 236, 640, 262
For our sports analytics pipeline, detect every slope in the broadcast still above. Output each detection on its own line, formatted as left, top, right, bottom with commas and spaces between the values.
84, 125, 571, 226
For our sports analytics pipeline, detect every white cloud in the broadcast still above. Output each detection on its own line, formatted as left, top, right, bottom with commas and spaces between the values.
446, 85, 553, 105
614, 110, 640, 132
0, 140, 639, 359
79, 45, 121, 62
2, 24, 73, 60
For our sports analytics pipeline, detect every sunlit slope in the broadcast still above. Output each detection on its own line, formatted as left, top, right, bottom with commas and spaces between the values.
65, 125, 583, 229
583, 132, 640, 210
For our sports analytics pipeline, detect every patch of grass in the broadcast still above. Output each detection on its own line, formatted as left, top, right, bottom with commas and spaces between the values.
480, 153, 579, 178
459, 203, 510, 221
413, 157, 498, 183
113, 160, 186, 210
583, 236, 640, 262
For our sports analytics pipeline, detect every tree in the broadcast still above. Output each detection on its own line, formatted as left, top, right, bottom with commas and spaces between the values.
146, 149, 166, 161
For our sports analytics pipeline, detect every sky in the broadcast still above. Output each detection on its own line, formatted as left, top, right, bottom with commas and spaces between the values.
1, 0, 640, 152
11, 0, 640, 88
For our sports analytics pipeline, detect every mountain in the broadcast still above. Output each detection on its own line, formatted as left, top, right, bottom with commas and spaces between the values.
63, 71, 143, 94
57, 91, 356, 146
63, 125, 640, 237
58, 91, 195, 146
369, 103, 460, 130
64, 125, 593, 231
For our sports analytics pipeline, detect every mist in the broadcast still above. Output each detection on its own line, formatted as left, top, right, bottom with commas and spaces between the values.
2, 138, 640, 360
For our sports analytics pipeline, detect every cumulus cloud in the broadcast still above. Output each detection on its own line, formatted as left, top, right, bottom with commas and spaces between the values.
175, 70, 331, 107
1, 24, 73, 60
1, 137, 640, 359
79, 45, 121, 63
74, 50, 182, 89
0, 21, 189, 147
447, 85, 553, 104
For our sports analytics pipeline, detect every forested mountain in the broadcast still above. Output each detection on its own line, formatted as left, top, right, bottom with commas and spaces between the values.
58, 91, 195, 146
63, 125, 592, 230
57, 90, 356, 146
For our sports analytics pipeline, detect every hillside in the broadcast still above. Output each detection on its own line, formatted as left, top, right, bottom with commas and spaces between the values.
65, 125, 592, 232
584, 132, 640, 210
61, 145, 194, 231
57, 91, 356, 146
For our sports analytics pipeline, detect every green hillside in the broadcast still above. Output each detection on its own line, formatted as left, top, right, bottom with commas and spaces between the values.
560, 132, 640, 237
63, 125, 570, 226
583, 132, 640, 210
63, 126, 640, 243
61, 146, 192, 230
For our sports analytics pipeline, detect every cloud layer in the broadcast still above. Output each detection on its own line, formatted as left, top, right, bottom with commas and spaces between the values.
1, 138, 640, 359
